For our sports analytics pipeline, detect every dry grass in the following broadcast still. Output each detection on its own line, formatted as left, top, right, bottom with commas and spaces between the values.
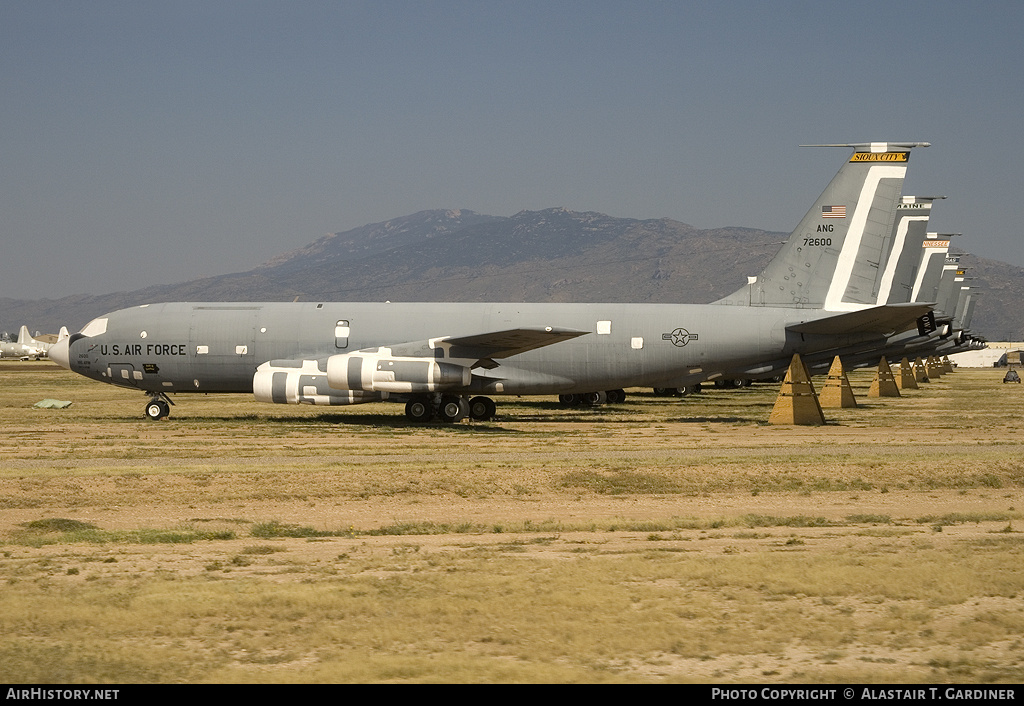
1, 360, 1024, 683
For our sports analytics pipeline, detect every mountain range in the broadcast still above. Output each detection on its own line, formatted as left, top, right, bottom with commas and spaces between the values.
3, 208, 1021, 340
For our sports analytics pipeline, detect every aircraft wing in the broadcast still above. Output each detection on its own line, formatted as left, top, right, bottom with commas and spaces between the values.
370, 327, 590, 369
441, 327, 589, 358
786, 303, 935, 336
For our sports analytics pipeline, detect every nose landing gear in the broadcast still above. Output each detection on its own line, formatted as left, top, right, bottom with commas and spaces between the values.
144, 393, 174, 421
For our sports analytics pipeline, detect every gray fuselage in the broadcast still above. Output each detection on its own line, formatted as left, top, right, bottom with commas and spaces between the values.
64, 301, 885, 397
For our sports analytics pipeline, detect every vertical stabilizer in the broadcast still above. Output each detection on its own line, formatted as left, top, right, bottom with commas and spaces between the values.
952, 282, 972, 327
877, 196, 943, 304
933, 255, 963, 317
716, 142, 928, 310
960, 291, 979, 330
910, 233, 957, 302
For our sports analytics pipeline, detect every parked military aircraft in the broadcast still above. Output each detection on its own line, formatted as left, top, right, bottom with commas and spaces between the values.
0, 326, 67, 360
50, 142, 937, 422
0, 340, 44, 360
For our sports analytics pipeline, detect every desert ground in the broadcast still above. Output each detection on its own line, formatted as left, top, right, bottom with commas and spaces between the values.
1, 360, 1023, 683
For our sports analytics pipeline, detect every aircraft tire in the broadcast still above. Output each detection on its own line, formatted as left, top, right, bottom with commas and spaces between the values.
437, 394, 466, 423
558, 394, 582, 407
605, 389, 626, 404
581, 391, 607, 406
405, 397, 433, 423
468, 396, 496, 421
145, 399, 170, 421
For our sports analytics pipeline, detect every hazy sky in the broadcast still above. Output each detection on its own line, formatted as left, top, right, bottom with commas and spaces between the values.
3, 0, 1022, 300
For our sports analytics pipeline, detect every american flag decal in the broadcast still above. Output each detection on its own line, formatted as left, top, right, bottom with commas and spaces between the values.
822, 205, 846, 218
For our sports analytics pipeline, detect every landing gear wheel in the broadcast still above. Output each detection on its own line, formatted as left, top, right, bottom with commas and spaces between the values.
605, 389, 626, 404
468, 396, 496, 421
581, 391, 607, 406
558, 394, 582, 407
145, 399, 170, 421
405, 396, 433, 423
437, 394, 467, 423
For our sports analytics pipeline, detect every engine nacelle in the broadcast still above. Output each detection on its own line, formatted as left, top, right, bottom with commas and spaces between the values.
326, 352, 471, 393
254, 360, 387, 406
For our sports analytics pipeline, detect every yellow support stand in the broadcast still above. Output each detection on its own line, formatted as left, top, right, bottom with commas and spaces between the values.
895, 356, 919, 391
818, 356, 858, 408
768, 353, 826, 425
926, 355, 943, 379
913, 356, 929, 383
868, 357, 901, 398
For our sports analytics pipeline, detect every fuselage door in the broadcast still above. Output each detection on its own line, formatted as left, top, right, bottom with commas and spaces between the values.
335, 320, 350, 349
107, 363, 140, 388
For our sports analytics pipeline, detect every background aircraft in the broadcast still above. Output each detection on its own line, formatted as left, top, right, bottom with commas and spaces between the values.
0, 325, 66, 360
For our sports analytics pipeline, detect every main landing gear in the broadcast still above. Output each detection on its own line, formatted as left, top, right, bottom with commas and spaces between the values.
557, 389, 626, 407
652, 384, 701, 396
404, 394, 496, 423
144, 392, 175, 421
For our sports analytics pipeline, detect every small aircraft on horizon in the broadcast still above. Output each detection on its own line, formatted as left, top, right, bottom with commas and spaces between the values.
0, 325, 68, 361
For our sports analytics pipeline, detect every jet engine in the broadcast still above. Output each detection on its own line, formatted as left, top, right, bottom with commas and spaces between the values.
326, 352, 471, 393
253, 359, 386, 406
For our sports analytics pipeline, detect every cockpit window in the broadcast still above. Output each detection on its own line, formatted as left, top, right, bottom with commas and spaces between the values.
80, 317, 108, 337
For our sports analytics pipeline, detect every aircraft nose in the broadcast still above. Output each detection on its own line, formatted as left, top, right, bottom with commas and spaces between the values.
49, 337, 70, 370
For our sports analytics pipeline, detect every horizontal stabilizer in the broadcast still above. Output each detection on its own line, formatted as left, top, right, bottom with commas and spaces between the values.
786, 303, 934, 336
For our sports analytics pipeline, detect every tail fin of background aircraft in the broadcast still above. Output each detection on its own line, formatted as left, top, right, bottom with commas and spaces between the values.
933, 255, 966, 319
911, 233, 957, 303
959, 288, 979, 330
876, 196, 944, 305
715, 142, 929, 310
951, 280, 971, 327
